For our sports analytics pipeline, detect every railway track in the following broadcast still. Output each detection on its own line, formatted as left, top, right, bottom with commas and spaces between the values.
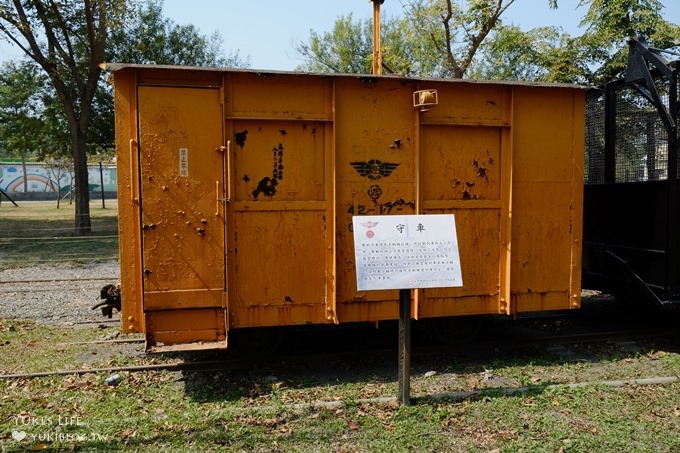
0, 276, 119, 294
1, 323, 677, 380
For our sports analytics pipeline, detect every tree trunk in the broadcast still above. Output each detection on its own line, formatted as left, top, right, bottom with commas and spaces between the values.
72, 131, 91, 234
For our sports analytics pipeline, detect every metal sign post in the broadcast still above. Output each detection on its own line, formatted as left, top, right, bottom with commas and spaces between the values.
398, 288, 411, 405
352, 214, 463, 406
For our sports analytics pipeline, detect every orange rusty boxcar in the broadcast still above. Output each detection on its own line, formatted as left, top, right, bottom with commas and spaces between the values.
109, 64, 584, 352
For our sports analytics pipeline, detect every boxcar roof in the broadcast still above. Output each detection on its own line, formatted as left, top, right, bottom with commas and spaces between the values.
104, 62, 588, 90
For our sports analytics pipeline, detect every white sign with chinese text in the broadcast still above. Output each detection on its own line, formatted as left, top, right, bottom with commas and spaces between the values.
179, 148, 189, 177
352, 214, 463, 291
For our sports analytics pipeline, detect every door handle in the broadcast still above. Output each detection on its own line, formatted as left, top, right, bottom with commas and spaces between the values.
215, 180, 220, 217
216, 140, 233, 216
216, 140, 233, 203
225, 140, 233, 203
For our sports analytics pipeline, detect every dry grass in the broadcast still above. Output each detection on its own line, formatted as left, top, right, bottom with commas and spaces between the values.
0, 200, 118, 270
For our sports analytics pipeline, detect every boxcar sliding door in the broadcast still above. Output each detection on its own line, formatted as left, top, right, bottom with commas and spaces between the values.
137, 86, 228, 350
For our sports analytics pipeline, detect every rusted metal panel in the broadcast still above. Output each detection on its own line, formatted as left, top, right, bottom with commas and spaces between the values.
511, 87, 584, 312
146, 308, 227, 350
230, 210, 328, 326
418, 209, 502, 307
143, 289, 223, 311
224, 77, 334, 327
111, 65, 584, 350
106, 63, 583, 90
226, 72, 332, 121
113, 70, 144, 334
138, 86, 225, 294
420, 83, 511, 127
570, 92, 585, 311
232, 304, 329, 329
136, 86, 228, 345
416, 82, 512, 318
135, 67, 222, 88
334, 77, 417, 322
230, 120, 326, 202
420, 125, 502, 201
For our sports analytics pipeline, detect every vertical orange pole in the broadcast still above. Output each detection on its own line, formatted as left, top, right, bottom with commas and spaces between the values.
372, 0, 382, 75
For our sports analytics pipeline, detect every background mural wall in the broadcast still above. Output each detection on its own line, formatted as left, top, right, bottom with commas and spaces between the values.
0, 162, 117, 193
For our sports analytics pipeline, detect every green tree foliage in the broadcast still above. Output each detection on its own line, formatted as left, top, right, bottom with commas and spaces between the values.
109, 0, 246, 67
407, 0, 524, 78
577, 0, 679, 85
89, 0, 249, 159
0, 0, 247, 231
0, 61, 45, 156
0, 61, 47, 190
295, 12, 452, 76
296, 14, 373, 74
296, 0, 550, 78
471, 26, 591, 83
0, 60, 79, 164
470, 0, 679, 84
296, 0, 678, 86
0, 0, 125, 232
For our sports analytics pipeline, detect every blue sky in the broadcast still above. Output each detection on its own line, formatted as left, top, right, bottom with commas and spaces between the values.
1, 0, 679, 70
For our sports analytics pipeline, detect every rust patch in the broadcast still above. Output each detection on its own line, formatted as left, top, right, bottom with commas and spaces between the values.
359, 76, 379, 84
472, 158, 488, 181
252, 177, 278, 199
472, 150, 495, 183
235, 129, 248, 148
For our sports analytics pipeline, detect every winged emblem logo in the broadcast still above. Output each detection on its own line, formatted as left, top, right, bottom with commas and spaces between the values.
350, 159, 399, 180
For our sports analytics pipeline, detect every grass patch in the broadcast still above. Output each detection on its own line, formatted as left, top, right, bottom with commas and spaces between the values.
2, 320, 680, 451
0, 319, 152, 375
0, 200, 118, 270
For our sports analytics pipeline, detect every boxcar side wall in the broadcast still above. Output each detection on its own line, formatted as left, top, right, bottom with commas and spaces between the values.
510, 87, 584, 312
113, 69, 144, 335
416, 81, 513, 319
224, 72, 336, 328
113, 67, 584, 348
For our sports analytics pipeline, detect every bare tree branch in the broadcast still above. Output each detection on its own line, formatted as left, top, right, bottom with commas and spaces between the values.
460, 0, 516, 75
442, 0, 461, 76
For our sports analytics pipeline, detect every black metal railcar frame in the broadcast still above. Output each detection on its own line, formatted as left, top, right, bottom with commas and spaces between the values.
583, 37, 680, 307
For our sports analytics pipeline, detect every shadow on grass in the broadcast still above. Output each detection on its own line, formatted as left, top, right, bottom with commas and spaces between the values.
179, 306, 680, 404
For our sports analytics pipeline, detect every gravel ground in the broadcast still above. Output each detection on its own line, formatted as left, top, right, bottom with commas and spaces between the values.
0, 262, 120, 325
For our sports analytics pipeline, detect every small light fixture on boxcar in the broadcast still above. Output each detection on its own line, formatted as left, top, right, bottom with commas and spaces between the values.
413, 89, 438, 112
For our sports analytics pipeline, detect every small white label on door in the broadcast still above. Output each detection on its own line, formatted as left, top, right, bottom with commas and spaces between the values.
179, 148, 189, 177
